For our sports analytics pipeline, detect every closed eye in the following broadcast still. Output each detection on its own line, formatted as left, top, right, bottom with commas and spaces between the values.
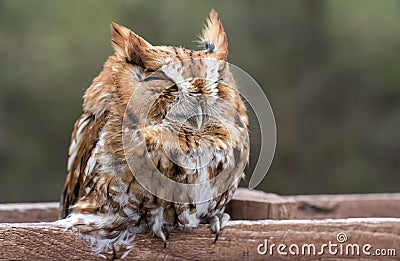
142, 71, 172, 82
143, 76, 167, 82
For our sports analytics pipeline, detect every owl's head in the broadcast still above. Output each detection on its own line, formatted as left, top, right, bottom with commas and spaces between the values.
110, 9, 228, 70
111, 9, 247, 132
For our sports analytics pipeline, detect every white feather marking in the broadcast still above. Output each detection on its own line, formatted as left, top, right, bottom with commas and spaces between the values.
151, 207, 166, 242
57, 213, 144, 257
204, 59, 219, 82
155, 55, 173, 66
83, 128, 106, 177
98, 129, 106, 148
180, 209, 200, 228
84, 152, 96, 177
67, 115, 92, 171
161, 64, 185, 86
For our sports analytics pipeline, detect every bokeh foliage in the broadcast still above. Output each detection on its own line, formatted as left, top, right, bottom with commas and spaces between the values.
0, 0, 399, 202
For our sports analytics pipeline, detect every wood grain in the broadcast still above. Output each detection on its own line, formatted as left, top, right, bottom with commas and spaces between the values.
227, 189, 400, 220
0, 219, 399, 260
0, 202, 58, 223
1, 190, 399, 260
287, 193, 400, 219
1, 190, 399, 223
226, 189, 297, 220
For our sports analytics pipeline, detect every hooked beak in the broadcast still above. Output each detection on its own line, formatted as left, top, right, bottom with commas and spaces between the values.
193, 104, 204, 130
195, 113, 203, 129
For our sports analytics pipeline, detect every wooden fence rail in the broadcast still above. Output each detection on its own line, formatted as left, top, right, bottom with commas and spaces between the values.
0, 189, 399, 260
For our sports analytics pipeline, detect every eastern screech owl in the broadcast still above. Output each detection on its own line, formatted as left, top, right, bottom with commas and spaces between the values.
58, 9, 249, 258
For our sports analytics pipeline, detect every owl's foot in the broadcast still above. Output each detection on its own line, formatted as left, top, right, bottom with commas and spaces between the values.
153, 224, 176, 248
162, 229, 173, 248
163, 231, 170, 248
210, 213, 230, 243
153, 227, 168, 247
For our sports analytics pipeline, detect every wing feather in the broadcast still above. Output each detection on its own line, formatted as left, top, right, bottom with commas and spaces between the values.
59, 113, 107, 218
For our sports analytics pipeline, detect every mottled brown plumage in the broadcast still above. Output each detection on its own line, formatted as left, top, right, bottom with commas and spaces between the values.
58, 9, 249, 258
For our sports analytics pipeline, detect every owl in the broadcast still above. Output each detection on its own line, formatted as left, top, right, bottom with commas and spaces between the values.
58, 9, 249, 259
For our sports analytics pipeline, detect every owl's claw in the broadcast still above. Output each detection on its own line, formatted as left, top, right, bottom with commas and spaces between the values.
164, 232, 170, 248
210, 213, 230, 243
155, 225, 171, 248
213, 232, 219, 243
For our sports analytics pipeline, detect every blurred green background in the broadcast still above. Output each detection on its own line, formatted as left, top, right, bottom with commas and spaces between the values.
0, 0, 399, 203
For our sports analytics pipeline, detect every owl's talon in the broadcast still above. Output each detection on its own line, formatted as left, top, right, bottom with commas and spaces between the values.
213, 232, 220, 243
210, 213, 230, 243
163, 225, 172, 248
154, 225, 170, 248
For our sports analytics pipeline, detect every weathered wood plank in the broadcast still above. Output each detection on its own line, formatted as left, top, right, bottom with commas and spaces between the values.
0, 219, 399, 260
0, 202, 58, 223
226, 188, 297, 220
288, 193, 400, 219
227, 189, 400, 220
1, 190, 399, 223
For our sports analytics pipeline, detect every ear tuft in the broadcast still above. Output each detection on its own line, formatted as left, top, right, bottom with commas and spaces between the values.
110, 22, 160, 69
110, 22, 133, 61
198, 9, 228, 60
